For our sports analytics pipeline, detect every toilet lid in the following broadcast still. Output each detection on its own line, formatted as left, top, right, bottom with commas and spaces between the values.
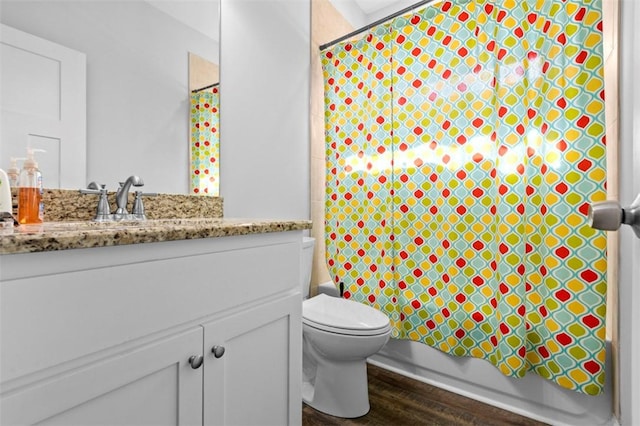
303, 294, 391, 336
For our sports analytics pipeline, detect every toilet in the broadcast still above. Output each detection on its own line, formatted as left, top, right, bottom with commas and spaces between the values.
300, 237, 391, 418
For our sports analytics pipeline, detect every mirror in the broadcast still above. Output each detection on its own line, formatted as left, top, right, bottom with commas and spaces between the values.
0, 0, 220, 195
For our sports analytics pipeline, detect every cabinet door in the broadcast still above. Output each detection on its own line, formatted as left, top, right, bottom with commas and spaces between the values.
1, 327, 204, 426
203, 294, 302, 426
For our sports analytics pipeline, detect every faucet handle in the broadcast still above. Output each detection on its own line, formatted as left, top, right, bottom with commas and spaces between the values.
79, 182, 103, 195
96, 187, 111, 219
80, 183, 111, 221
132, 191, 156, 220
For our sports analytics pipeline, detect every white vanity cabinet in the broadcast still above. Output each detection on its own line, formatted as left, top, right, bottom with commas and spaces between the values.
0, 230, 303, 425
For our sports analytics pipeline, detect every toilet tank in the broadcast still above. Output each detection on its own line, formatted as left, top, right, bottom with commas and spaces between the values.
301, 237, 315, 299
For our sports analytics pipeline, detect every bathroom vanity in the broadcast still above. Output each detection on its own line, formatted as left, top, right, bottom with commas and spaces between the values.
0, 218, 310, 425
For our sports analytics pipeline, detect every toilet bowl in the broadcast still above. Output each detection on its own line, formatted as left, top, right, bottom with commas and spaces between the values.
300, 238, 391, 418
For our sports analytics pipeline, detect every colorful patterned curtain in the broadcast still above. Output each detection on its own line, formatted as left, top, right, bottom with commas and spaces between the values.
323, 0, 607, 395
190, 85, 220, 196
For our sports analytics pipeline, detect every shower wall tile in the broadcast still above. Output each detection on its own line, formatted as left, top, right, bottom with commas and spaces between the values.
310, 0, 355, 288
602, 0, 617, 62
188, 52, 219, 92
311, 0, 354, 47
310, 48, 325, 119
310, 199, 331, 290
310, 112, 326, 165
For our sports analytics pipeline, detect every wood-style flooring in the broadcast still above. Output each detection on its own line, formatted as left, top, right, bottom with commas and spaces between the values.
302, 363, 548, 426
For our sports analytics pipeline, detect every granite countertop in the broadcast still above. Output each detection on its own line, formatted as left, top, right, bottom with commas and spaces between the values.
0, 218, 313, 255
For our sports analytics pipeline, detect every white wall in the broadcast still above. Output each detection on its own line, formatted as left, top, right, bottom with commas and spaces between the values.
617, 1, 640, 424
219, 0, 310, 219
0, 1, 218, 194
327, 0, 367, 29
364, 0, 417, 23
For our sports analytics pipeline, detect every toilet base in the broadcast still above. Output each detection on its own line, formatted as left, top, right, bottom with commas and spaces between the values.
302, 358, 370, 418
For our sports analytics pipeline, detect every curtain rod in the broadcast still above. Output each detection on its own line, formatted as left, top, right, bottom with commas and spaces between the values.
191, 82, 219, 93
319, 0, 439, 51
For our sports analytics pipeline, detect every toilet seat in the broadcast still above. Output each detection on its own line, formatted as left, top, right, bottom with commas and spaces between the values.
303, 294, 391, 336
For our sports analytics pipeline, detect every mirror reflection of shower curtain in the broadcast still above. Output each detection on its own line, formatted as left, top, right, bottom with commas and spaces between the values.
190, 86, 220, 196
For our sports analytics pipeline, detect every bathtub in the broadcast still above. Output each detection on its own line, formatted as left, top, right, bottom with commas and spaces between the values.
369, 339, 615, 425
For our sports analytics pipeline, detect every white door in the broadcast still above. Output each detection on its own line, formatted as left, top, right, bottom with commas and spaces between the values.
0, 327, 204, 425
618, 0, 640, 425
0, 24, 86, 189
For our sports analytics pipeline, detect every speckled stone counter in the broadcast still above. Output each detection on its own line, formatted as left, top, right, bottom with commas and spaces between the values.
0, 218, 312, 255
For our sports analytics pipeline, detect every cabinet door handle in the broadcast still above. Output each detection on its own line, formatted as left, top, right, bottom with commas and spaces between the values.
188, 355, 204, 369
212, 345, 226, 358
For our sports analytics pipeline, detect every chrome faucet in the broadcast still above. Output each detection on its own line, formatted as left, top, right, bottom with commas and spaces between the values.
115, 175, 144, 216
80, 176, 153, 222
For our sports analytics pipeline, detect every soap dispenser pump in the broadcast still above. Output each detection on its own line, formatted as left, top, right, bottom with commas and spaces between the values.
7, 157, 21, 187
17, 148, 45, 224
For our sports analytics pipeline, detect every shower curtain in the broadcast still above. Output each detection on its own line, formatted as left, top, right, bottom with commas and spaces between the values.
323, 0, 607, 395
190, 86, 220, 196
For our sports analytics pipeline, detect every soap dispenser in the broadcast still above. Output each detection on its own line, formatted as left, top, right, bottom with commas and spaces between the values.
17, 148, 44, 224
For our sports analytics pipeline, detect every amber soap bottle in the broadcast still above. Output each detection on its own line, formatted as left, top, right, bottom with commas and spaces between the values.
17, 148, 43, 224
